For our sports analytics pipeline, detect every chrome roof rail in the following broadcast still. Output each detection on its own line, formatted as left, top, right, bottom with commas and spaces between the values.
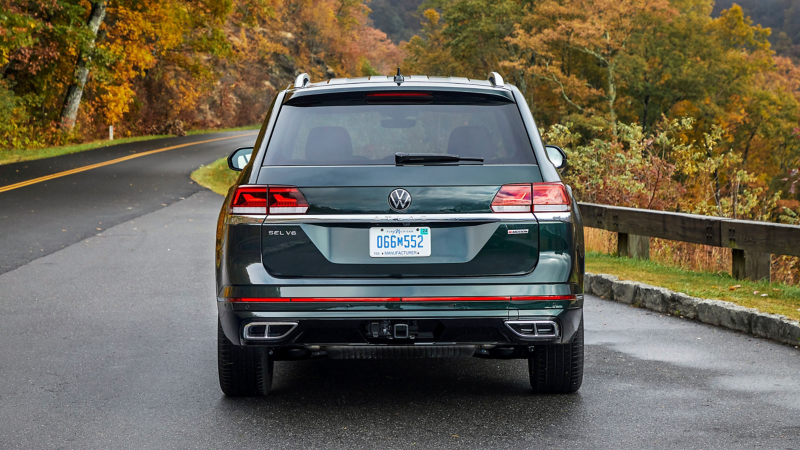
294, 73, 310, 88
488, 72, 504, 87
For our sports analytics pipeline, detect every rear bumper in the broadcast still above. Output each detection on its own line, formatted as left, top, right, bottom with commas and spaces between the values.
219, 303, 582, 358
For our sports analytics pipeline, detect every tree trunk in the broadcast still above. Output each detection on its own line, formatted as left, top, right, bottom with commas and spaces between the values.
741, 127, 758, 168
607, 62, 618, 140
713, 169, 723, 216
641, 94, 649, 130
59, 1, 107, 132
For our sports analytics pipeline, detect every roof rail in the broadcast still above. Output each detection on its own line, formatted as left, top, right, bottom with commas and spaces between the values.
294, 73, 310, 89
488, 72, 504, 87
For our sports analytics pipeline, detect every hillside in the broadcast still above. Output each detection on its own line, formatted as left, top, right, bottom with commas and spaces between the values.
368, 0, 426, 43
713, 0, 800, 60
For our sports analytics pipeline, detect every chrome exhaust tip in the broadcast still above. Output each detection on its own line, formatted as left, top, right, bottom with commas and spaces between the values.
504, 320, 560, 339
243, 322, 298, 340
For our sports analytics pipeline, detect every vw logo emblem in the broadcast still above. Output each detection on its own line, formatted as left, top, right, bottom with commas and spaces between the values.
388, 189, 412, 211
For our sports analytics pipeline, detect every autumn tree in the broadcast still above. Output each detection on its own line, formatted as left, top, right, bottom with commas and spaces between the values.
59, 0, 106, 131
506, 0, 677, 135
403, 9, 463, 76
0, 0, 402, 146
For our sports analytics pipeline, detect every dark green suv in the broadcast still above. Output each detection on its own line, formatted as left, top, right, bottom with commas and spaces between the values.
216, 72, 585, 396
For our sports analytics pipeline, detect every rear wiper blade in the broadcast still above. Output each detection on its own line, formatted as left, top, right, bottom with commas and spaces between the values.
395, 152, 484, 164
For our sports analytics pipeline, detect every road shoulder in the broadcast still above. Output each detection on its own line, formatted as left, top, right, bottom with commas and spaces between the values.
585, 272, 800, 348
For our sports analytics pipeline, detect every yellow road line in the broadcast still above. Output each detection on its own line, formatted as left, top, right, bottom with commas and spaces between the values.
0, 133, 257, 194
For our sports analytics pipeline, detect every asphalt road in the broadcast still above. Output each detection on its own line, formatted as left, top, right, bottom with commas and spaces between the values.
0, 131, 257, 274
1, 137, 799, 449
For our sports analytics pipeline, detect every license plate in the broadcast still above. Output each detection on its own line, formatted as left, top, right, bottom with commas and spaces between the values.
369, 227, 431, 257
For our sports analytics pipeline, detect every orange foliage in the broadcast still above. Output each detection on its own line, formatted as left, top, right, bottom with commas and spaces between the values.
0, 0, 403, 145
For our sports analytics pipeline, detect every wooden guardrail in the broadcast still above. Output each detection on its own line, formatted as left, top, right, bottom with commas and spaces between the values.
578, 202, 800, 281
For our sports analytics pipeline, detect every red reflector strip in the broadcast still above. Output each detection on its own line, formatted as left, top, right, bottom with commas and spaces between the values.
291, 297, 401, 302
511, 295, 577, 301
402, 296, 511, 302
229, 297, 290, 302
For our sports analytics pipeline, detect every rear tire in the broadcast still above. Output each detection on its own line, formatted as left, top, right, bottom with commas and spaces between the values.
528, 320, 584, 394
218, 321, 274, 396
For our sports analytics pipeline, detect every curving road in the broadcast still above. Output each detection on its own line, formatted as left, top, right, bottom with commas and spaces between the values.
0, 135, 798, 449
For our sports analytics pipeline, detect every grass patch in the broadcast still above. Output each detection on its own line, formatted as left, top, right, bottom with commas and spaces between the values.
191, 157, 238, 196
0, 135, 170, 166
186, 125, 259, 136
587, 251, 800, 321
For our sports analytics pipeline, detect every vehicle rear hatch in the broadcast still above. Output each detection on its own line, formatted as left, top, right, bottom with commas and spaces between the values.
256, 88, 543, 278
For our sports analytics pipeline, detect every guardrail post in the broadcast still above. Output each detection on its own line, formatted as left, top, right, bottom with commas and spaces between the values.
617, 232, 629, 257
629, 234, 650, 260
617, 232, 649, 260
732, 249, 745, 279
732, 249, 771, 281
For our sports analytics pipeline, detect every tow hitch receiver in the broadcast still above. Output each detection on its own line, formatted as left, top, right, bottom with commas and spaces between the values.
366, 320, 418, 339
394, 323, 409, 339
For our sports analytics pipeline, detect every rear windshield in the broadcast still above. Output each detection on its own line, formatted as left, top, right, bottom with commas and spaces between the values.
262, 100, 536, 166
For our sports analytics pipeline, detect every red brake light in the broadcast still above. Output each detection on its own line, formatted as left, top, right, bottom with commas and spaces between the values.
365, 92, 434, 104
491, 184, 532, 213
366, 92, 432, 98
532, 183, 570, 212
268, 186, 309, 214
231, 186, 267, 215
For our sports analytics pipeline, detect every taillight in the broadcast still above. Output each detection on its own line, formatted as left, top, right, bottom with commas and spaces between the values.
491, 184, 532, 213
230, 185, 309, 215
231, 186, 267, 215
491, 183, 570, 213
267, 186, 309, 214
532, 182, 570, 212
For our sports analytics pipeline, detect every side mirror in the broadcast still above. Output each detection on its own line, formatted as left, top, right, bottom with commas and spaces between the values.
545, 145, 567, 170
227, 147, 253, 171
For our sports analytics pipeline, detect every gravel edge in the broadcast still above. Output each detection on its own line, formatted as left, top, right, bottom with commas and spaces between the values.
584, 272, 800, 347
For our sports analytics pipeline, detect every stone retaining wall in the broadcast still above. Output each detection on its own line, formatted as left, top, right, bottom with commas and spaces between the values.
584, 273, 800, 347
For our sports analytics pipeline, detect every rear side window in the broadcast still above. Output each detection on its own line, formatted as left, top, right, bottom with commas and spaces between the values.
262, 96, 536, 166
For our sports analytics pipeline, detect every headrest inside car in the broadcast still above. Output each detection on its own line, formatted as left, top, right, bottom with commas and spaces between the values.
305, 126, 354, 162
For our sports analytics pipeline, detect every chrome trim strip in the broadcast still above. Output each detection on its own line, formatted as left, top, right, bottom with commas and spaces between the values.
243, 322, 298, 340
504, 320, 561, 339
227, 215, 266, 225
263, 213, 536, 224
534, 212, 572, 223
231, 212, 566, 224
